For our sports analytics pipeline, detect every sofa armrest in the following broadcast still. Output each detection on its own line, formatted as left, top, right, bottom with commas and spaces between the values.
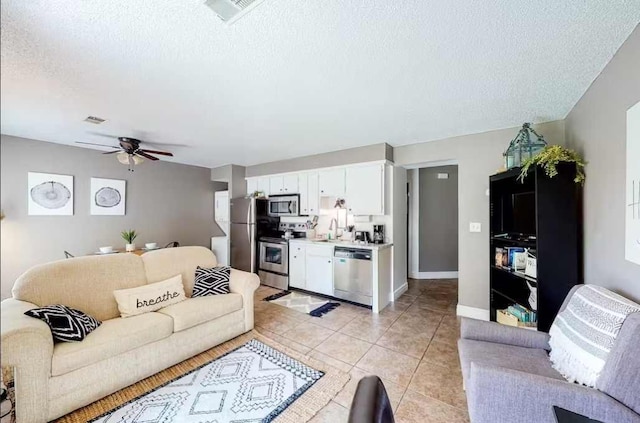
1, 298, 54, 423
460, 317, 550, 350
467, 362, 640, 423
229, 269, 260, 332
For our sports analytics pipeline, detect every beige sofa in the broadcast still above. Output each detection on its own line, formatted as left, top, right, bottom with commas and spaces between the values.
0, 246, 260, 423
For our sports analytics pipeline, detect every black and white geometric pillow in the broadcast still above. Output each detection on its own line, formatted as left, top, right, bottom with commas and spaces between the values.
192, 266, 231, 297
24, 304, 101, 342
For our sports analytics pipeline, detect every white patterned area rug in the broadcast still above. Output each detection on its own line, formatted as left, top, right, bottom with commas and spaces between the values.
90, 339, 323, 423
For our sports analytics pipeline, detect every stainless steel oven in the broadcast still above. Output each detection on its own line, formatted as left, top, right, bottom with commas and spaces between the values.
267, 195, 299, 217
258, 238, 289, 290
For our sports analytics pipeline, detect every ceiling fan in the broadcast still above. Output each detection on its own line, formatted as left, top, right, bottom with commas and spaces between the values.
76, 137, 174, 172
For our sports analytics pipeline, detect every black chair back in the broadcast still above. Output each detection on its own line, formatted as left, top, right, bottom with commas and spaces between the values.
348, 375, 395, 423
164, 242, 180, 248
64, 251, 74, 259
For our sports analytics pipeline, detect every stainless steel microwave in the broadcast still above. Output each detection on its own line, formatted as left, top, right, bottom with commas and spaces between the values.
267, 195, 299, 217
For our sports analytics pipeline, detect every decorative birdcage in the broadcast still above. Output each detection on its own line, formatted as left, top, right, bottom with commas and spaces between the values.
504, 123, 548, 169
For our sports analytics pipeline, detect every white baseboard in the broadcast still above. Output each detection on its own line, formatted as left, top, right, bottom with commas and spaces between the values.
456, 304, 490, 321
409, 271, 459, 279
392, 283, 408, 301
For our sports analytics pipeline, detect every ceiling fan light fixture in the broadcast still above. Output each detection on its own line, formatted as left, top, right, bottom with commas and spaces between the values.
132, 155, 144, 165
116, 152, 130, 165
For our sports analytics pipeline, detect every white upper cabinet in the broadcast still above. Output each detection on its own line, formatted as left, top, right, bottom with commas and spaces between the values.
282, 174, 298, 194
346, 164, 385, 215
298, 173, 309, 215
214, 190, 229, 222
246, 179, 258, 196
257, 177, 270, 196
270, 176, 284, 195
307, 172, 319, 215
319, 168, 346, 197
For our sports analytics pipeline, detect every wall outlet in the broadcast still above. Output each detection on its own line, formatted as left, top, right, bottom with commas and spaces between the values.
469, 222, 482, 233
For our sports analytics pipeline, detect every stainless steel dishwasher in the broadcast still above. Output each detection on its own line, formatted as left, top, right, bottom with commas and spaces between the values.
333, 247, 373, 306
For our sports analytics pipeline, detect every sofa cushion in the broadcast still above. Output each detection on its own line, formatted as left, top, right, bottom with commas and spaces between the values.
458, 338, 564, 384
51, 312, 173, 376
142, 246, 217, 297
113, 275, 186, 318
157, 294, 243, 332
12, 254, 147, 321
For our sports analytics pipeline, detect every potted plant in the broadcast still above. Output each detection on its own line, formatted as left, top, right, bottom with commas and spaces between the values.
121, 229, 138, 252
518, 145, 586, 184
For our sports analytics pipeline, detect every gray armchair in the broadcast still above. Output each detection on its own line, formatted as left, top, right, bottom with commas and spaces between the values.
458, 286, 640, 423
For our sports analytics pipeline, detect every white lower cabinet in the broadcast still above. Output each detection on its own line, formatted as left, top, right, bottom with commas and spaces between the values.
289, 244, 306, 289
304, 245, 333, 296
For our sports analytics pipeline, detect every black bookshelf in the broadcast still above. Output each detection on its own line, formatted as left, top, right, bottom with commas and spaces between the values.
489, 164, 582, 332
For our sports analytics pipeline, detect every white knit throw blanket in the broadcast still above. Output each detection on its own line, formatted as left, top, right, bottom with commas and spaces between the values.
549, 284, 640, 387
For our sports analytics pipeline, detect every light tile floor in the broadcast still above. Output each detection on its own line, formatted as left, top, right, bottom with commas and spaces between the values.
253, 278, 469, 423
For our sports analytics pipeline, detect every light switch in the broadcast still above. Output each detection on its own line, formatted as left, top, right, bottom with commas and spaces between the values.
485, 189, 490, 196
437, 173, 449, 179
469, 222, 482, 233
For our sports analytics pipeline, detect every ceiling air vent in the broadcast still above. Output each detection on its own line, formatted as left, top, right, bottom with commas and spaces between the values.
84, 116, 106, 124
204, 0, 267, 24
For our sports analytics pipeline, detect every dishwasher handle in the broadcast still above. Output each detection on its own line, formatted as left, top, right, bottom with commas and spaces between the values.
334, 247, 372, 260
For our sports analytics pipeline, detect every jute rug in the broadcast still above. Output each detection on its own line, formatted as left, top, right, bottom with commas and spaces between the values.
53, 330, 350, 423
263, 291, 341, 317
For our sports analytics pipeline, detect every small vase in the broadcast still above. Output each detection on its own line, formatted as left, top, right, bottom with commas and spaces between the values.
125, 243, 136, 252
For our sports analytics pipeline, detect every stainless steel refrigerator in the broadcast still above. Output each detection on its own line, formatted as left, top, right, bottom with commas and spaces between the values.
230, 198, 275, 273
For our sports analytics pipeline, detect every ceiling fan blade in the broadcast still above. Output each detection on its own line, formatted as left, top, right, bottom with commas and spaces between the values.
139, 149, 173, 157
76, 141, 120, 149
102, 150, 121, 155
136, 151, 160, 161
141, 140, 189, 148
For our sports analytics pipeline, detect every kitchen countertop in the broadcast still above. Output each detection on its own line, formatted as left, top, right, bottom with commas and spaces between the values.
288, 238, 393, 251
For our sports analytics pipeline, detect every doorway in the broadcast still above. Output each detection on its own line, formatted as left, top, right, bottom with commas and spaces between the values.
407, 162, 459, 279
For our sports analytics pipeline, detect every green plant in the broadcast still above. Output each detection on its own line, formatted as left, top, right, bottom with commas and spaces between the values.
121, 229, 138, 244
518, 145, 586, 184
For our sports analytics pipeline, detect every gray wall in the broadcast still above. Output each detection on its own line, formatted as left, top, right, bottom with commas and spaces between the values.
0, 135, 215, 300
210, 164, 246, 199
565, 26, 640, 302
419, 165, 458, 272
245, 143, 392, 177
394, 120, 566, 310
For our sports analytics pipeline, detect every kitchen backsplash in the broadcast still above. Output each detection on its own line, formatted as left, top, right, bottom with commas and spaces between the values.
281, 213, 392, 243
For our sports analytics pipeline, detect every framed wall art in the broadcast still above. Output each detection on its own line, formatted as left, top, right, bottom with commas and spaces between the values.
90, 178, 126, 216
27, 172, 74, 216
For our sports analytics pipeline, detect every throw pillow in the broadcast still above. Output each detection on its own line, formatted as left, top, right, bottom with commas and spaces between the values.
24, 304, 101, 342
192, 266, 231, 297
549, 284, 640, 387
113, 274, 186, 318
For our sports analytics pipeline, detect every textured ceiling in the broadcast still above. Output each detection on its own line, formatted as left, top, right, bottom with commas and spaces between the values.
1, 1, 639, 168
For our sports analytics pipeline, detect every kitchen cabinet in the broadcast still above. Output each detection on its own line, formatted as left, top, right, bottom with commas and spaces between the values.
307, 172, 319, 215
282, 174, 298, 194
214, 190, 229, 222
319, 169, 345, 197
246, 179, 258, 196
346, 164, 385, 215
305, 245, 333, 296
270, 176, 284, 195
298, 173, 309, 215
257, 177, 270, 196
289, 243, 306, 289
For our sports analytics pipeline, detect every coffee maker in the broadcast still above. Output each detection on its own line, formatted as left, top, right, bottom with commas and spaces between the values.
373, 225, 385, 244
